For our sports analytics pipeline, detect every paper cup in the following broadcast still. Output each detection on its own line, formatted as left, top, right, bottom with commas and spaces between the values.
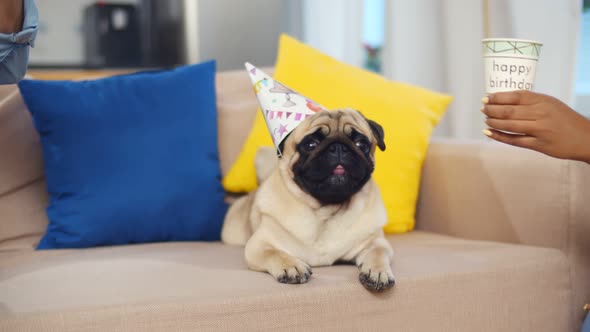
482, 38, 542, 94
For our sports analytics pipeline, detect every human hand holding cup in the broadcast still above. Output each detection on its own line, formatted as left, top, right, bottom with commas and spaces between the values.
480, 38, 590, 163
481, 38, 543, 135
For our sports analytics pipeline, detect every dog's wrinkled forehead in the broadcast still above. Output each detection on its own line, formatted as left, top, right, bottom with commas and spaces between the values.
295, 109, 371, 139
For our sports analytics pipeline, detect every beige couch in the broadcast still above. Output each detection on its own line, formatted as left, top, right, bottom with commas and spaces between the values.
0, 69, 588, 332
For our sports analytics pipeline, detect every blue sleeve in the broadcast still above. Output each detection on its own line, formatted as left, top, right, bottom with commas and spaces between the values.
0, 0, 38, 85
582, 308, 590, 332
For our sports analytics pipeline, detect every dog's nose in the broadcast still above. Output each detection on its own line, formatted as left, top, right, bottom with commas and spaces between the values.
328, 143, 349, 157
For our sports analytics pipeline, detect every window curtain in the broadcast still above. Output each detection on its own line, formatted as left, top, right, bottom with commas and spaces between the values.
301, 0, 364, 67
381, 0, 582, 138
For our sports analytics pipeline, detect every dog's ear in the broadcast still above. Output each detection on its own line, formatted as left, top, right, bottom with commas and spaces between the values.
365, 118, 386, 151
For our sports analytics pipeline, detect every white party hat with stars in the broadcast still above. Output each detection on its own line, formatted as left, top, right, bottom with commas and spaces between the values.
245, 62, 326, 156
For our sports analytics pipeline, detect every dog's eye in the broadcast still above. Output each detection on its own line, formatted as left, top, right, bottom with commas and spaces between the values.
303, 139, 319, 152
355, 139, 370, 152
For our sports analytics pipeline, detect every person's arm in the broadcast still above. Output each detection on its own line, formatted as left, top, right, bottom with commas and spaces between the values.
0, 0, 24, 33
0, 0, 38, 85
481, 90, 590, 164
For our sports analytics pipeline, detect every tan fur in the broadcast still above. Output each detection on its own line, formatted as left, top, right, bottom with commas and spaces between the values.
221, 109, 394, 291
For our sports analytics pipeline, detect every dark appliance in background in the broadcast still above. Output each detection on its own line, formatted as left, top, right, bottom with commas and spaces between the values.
83, 1, 187, 68
83, 3, 142, 68
137, 0, 187, 68
82, 1, 286, 69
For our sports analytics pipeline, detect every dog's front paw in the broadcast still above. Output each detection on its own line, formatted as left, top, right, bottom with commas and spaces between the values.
268, 255, 312, 284
358, 263, 395, 292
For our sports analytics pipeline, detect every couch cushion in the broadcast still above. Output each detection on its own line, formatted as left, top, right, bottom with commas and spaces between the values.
17, 62, 228, 249
0, 69, 266, 250
0, 231, 572, 331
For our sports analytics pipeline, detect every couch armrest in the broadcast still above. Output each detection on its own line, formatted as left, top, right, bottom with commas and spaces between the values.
416, 139, 590, 315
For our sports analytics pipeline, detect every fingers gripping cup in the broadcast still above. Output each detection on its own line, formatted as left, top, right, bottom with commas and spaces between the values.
482, 38, 543, 94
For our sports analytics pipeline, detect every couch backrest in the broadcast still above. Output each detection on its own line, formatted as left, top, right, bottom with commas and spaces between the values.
215, 68, 263, 174
0, 69, 262, 250
0, 84, 48, 250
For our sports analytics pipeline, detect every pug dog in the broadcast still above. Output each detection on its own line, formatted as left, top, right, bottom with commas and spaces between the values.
221, 108, 394, 292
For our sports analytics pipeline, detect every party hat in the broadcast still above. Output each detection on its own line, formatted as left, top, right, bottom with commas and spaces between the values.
245, 62, 326, 156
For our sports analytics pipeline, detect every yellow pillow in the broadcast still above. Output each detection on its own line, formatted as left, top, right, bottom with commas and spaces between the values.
222, 34, 452, 233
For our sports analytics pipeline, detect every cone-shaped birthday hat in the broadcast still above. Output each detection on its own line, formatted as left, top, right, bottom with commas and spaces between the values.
245, 62, 326, 155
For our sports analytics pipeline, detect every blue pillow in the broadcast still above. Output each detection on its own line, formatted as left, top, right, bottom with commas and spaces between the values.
18, 61, 228, 249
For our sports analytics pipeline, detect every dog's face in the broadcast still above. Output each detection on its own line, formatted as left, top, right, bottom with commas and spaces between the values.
279, 109, 385, 205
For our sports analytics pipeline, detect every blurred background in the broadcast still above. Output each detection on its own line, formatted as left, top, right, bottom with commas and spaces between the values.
29, 0, 589, 138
